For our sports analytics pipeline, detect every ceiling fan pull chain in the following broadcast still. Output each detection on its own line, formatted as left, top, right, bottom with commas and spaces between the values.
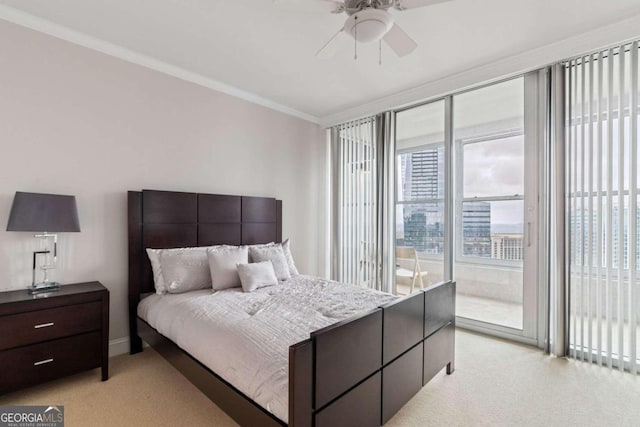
379, 40, 382, 65
354, 16, 358, 60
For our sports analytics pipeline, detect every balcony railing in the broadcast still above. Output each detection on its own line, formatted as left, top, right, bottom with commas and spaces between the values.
395, 256, 523, 329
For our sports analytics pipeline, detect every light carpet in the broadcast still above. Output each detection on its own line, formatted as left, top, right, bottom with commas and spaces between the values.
1, 329, 638, 426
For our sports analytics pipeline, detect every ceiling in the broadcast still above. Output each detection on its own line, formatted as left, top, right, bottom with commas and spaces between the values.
2, 0, 640, 123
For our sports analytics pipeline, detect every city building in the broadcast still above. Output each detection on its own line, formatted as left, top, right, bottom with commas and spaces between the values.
491, 234, 524, 261
570, 205, 640, 268
461, 201, 492, 258
399, 148, 492, 257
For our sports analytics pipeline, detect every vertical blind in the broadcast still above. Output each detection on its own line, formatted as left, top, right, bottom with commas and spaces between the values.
332, 117, 379, 288
565, 41, 639, 373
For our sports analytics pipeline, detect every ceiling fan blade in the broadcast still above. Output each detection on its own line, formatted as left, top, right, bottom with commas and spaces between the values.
393, 0, 452, 10
315, 28, 350, 59
383, 23, 417, 57
273, 0, 345, 13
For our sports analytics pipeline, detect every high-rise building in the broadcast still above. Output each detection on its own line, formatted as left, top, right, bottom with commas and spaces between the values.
462, 201, 491, 257
400, 148, 445, 253
401, 149, 443, 200
399, 148, 491, 257
403, 208, 445, 254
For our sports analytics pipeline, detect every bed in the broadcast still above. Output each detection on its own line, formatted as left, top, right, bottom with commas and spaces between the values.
128, 189, 455, 427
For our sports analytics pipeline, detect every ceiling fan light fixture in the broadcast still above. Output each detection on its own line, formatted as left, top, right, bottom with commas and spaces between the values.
344, 9, 394, 43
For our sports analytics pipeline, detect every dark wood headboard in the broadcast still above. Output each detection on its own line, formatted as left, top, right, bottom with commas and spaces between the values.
128, 189, 282, 353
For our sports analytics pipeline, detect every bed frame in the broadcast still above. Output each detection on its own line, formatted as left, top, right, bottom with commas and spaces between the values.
128, 189, 455, 427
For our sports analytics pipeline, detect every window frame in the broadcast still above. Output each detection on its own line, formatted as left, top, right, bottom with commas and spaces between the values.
395, 141, 446, 261
455, 133, 526, 268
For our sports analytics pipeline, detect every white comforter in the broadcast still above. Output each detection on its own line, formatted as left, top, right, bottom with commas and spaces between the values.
138, 275, 396, 422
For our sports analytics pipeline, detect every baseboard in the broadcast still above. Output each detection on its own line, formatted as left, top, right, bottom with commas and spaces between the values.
108, 337, 130, 358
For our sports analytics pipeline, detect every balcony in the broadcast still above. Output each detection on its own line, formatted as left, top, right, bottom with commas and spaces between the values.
395, 258, 640, 363
395, 257, 523, 330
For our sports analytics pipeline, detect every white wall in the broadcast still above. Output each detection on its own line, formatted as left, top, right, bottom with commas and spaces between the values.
0, 20, 326, 354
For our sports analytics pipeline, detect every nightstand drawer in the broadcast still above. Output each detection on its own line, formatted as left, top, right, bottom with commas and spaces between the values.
0, 331, 101, 394
0, 301, 101, 351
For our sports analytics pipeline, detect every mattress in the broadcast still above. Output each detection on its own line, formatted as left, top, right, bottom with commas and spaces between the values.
137, 274, 396, 423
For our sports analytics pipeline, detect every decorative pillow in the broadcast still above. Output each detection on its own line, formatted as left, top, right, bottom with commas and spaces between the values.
207, 246, 249, 291
146, 247, 211, 295
246, 242, 275, 262
248, 245, 291, 281
281, 238, 299, 276
237, 261, 278, 292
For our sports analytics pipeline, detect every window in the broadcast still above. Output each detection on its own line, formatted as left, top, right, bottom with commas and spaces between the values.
565, 42, 640, 371
333, 117, 379, 288
455, 78, 525, 266
395, 100, 446, 286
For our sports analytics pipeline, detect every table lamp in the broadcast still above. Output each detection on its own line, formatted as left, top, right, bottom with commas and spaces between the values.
6, 191, 81, 294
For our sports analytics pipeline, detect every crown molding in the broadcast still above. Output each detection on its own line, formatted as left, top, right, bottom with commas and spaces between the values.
0, 5, 320, 125
3, 4, 639, 129
319, 13, 640, 128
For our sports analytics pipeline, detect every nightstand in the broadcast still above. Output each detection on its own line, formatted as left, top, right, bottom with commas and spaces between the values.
0, 281, 109, 394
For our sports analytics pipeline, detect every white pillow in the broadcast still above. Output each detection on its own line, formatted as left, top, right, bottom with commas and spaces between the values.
146, 247, 211, 295
248, 245, 291, 281
247, 242, 275, 262
207, 246, 249, 291
162, 250, 213, 294
281, 238, 299, 276
237, 261, 278, 292
146, 248, 165, 294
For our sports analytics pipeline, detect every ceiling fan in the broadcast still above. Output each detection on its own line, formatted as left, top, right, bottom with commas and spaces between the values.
280, 0, 452, 60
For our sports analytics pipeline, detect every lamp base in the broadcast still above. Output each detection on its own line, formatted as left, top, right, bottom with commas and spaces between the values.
29, 281, 61, 295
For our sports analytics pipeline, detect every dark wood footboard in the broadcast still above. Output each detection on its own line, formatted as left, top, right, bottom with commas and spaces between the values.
289, 281, 456, 427
133, 282, 455, 427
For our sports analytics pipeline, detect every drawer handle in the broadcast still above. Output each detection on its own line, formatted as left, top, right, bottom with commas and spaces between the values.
34, 358, 54, 366
34, 322, 55, 329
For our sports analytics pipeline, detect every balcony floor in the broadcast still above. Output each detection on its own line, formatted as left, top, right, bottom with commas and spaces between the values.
456, 293, 523, 330
396, 283, 523, 330
396, 283, 639, 365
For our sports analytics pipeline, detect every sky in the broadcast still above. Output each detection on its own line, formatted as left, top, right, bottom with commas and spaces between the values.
462, 135, 525, 230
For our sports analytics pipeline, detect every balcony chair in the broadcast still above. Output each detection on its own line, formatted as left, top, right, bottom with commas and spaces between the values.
396, 246, 428, 295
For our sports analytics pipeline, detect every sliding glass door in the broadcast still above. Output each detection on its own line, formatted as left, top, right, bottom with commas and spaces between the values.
394, 73, 543, 343
453, 76, 540, 341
